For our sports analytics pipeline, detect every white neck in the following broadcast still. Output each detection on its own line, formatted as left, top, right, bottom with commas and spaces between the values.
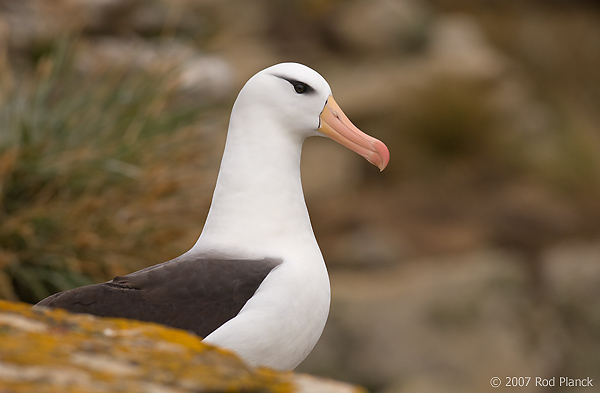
190, 103, 317, 259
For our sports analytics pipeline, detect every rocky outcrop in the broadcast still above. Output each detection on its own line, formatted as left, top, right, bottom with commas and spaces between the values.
299, 244, 600, 393
0, 300, 365, 393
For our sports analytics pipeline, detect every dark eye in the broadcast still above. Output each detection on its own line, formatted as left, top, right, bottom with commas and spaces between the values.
274, 75, 315, 94
293, 82, 308, 94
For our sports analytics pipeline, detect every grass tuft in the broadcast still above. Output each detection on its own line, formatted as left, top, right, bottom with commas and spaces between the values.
0, 36, 201, 303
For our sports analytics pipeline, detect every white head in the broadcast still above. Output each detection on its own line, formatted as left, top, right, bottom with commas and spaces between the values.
230, 63, 389, 170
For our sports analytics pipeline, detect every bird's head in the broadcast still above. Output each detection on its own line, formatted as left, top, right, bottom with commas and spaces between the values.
235, 63, 389, 171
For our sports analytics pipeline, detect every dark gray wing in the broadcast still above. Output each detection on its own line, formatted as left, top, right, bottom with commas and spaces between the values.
35, 255, 281, 338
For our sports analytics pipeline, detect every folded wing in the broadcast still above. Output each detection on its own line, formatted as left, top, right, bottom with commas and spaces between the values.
35, 256, 281, 338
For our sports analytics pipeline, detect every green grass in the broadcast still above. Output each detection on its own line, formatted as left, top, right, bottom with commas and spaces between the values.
0, 37, 201, 303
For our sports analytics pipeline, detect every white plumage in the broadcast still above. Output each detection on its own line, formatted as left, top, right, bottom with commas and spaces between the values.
196, 63, 388, 369
36, 63, 389, 371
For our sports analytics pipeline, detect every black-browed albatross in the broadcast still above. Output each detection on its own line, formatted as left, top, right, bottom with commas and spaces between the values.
36, 63, 390, 370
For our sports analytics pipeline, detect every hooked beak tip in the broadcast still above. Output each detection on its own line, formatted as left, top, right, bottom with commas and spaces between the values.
319, 95, 390, 171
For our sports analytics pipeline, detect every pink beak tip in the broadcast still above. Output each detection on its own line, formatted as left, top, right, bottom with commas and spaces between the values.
373, 139, 390, 171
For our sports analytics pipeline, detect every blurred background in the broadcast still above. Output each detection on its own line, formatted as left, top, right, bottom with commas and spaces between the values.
1, 0, 599, 392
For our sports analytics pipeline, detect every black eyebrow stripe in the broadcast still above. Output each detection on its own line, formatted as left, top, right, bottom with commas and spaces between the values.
273, 75, 316, 94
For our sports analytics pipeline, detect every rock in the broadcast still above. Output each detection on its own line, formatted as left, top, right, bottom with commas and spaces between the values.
0, 0, 76, 50
0, 0, 142, 50
299, 250, 561, 392
67, 0, 142, 34
0, 300, 366, 393
125, 0, 213, 37
424, 14, 553, 147
542, 241, 600, 376
545, 241, 600, 303
298, 242, 600, 391
75, 38, 234, 104
327, 0, 431, 56
427, 14, 510, 81
0, 0, 190, 43
0, 0, 216, 59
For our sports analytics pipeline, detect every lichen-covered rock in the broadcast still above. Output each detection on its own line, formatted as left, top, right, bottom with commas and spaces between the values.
0, 300, 365, 393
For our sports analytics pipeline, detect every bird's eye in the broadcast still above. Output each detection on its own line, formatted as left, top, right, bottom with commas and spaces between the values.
275, 75, 314, 94
293, 82, 308, 94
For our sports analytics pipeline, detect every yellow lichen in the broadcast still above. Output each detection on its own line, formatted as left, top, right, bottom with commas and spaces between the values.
0, 300, 298, 392
1, 300, 361, 393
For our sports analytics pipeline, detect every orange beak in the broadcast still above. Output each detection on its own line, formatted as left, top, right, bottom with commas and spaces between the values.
318, 95, 389, 171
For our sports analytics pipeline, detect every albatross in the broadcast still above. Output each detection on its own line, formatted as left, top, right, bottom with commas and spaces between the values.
35, 63, 390, 370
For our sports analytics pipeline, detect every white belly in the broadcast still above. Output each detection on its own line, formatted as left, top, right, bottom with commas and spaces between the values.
203, 259, 330, 370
